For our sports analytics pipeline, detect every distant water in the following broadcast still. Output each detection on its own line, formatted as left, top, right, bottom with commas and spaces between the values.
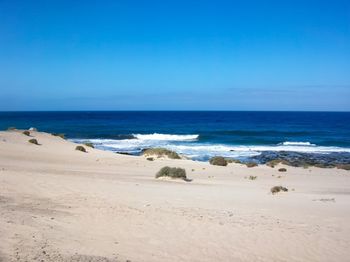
1, 111, 350, 161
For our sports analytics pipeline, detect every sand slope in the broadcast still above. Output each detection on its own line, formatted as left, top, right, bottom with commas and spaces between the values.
0, 130, 350, 261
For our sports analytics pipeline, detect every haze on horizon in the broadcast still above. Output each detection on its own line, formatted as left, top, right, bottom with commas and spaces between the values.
0, 0, 349, 111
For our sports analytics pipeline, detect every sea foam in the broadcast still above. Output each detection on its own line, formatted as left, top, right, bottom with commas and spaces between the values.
71, 134, 350, 161
280, 141, 316, 146
132, 133, 199, 141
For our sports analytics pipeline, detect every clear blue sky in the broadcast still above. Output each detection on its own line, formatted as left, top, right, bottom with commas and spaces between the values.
0, 0, 349, 111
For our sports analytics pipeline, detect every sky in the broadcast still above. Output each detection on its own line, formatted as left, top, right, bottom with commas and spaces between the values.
0, 0, 349, 111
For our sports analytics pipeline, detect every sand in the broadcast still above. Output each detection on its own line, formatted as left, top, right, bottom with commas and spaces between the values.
0, 130, 350, 262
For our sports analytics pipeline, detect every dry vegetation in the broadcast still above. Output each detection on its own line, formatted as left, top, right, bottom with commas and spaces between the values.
84, 142, 94, 148
271, 186, 288, 194
142, 148, 181, 159
156, 166, 187, 180
28, 138, 39, 145
75, 145, 87, 152
245, 162, 258, 168
22, 130, 30, 136
209, 156, 228, 166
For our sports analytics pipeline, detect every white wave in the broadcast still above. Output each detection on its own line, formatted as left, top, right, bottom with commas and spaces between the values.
132, 133, 199, 141
280, 141, 316, 146
70, 138, 350, 160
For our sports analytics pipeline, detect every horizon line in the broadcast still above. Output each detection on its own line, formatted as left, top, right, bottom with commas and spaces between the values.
1, 110, 350, 113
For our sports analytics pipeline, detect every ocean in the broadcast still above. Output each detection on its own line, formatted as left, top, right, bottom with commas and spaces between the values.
1, 111, 350, 162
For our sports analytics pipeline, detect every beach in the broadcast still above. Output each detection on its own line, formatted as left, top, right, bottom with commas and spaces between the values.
0, 130, 349, 261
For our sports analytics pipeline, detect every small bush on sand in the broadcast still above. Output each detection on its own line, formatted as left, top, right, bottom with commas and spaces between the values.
156, 166, 187, 180
271, 186, 288, 194
142, 148, 180, 159
209, 156, 228, 166
249, 176, 257, 180
75, 145, 86, 152
52, 133, 65, 139
7, 127, 16, 131
266, 159, 285, 168
278, 168, 287, 172
336, 164, 350, 171
146, 157, 154, 161
246, 162, 258, 168
84, 142, 94, 148
28, 138, 39, 145
226, 158, 242, 164
22, 130, 30, 136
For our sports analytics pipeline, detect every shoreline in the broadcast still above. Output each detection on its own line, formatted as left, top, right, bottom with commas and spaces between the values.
1, 130, 350, 261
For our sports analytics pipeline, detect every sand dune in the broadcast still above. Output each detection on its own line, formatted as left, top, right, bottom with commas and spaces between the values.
0, 130, 350, 261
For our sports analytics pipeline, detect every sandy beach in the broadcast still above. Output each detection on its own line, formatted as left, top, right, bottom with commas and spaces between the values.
1, 130, 350, 262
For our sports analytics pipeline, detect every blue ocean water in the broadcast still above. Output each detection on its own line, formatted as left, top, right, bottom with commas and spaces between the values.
1, 111, 350, 160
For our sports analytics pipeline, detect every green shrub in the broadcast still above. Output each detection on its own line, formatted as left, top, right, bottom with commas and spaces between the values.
28, 139, 39, 145
155, 166, 187, 180
271, 186, 288, 194
146, 157, 154, 161
22, 130, 30, 136
246, 162, 258, 168
75, 145, 86, 152
209, 156, 228, 166
84, 142, 94, 148
52, 133, 65, 139
142, 148, 180, 159
249, 176, 257, 180
278, 168, 287, 172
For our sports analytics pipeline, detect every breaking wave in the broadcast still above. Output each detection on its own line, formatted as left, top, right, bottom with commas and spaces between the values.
132, 133, 199, 141
71, 135, 350, 161
280, 141, 316, 146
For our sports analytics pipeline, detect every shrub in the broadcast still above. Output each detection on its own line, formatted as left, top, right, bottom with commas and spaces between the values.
336, 164, 350, 171
7, 127, 16, 131
155, 166, 187, 180
146, 157, 154, 161
22, 130, 30, 136
52, 133, 65, 139
75, 145, 86, 152
225, 158, 242, 164
209, 156, 228, 166
278, 168, 287, 172
266, 159, 284, 168
271, 186, 288, 194
246, 162, 258, 168
28, 139, 39, 145
84, 142, 94, 148
249, 176, 257, 180
142, 148, 180, 159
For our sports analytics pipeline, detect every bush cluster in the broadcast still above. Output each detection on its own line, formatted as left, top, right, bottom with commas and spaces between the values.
28, 139, 39, 145
156, 166, 187, 180
209, 156, 228, 166
271, 186, 288, 194
22, 130, 30, 136
142, 148, 181, 159
75, 145, 87, 152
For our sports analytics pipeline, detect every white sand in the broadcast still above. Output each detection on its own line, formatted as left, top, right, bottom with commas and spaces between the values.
0, 130, 350, 261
